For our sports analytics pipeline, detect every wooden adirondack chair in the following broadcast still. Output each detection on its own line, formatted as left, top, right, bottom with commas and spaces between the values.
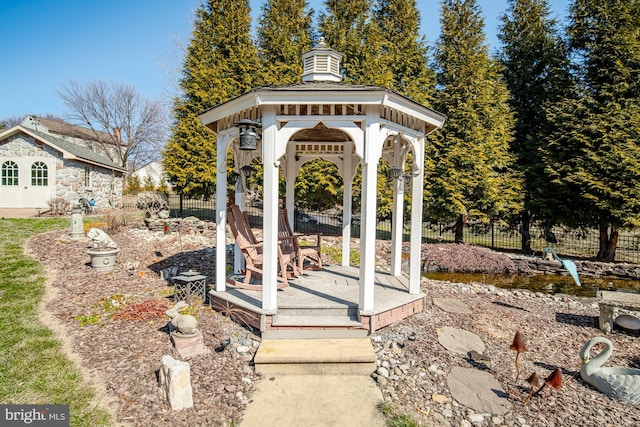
227, 204, 296, 289
278, 204, 323, 272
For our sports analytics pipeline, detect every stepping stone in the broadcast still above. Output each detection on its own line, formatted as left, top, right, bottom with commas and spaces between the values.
433, 298, 471, 314
447, 366, 512, 415
437, 326, 485, 355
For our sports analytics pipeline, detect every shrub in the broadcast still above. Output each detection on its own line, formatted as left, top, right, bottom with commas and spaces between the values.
47, 197, 70, 215
135, 191, 169, 218
124, 174, 142, 195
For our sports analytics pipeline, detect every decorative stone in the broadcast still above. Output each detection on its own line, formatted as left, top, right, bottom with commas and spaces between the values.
437, 326, 485, 355
159, 355, 193, 411
433, 298, 471, 314
448, 366, 512, 415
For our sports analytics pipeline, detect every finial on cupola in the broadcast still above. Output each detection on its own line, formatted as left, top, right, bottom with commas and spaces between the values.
301, 37, 343, 82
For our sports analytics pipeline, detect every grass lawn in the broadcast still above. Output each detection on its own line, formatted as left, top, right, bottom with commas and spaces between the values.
0, 218, 112, 427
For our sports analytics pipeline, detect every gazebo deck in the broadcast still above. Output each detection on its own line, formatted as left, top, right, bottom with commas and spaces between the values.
209, 265, 425, 337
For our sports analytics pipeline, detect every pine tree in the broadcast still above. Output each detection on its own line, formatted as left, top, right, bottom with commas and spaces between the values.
544, 0, 640, 260
375, 0, 436, 105
427, 0, 523, 243
497, 0, 574, 252
256, 0, 314, 86
319, 0, 391, 86
162, 0, 259, 199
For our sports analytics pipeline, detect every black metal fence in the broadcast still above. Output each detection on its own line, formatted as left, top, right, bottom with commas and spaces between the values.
125, 194, 640, 263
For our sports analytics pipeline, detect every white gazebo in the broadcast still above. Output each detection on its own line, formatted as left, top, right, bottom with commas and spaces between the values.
198, 41, 446, 335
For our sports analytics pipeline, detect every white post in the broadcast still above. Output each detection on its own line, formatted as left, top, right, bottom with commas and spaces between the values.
261, 107, 279, 311
234, 168, 245, 275
342, 146, 353, 266
359, 108, 381, 311
215, 132, 232, 292
390, 172, 404, 276
409, 137, 425, 294
285, 143, 296, 227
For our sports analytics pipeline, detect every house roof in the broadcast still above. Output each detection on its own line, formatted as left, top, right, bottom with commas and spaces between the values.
32, 116, 118, 144
0, 125, 126, 173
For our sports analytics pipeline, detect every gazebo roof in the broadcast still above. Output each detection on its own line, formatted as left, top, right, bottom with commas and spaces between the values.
198, 81, 446, 137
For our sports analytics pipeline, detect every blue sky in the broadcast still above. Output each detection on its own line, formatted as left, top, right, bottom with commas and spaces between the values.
0, 0, 569, 122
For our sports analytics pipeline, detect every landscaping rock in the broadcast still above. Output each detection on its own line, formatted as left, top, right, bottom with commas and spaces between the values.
448, 367, 511, 415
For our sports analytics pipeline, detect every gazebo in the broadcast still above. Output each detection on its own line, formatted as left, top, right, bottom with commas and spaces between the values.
198, 41, 446, 335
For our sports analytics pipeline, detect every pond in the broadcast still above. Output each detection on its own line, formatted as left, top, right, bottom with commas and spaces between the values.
424, 272, 640, 298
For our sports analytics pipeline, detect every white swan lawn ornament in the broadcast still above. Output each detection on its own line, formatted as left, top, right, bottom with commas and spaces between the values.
580, 336, 640, 404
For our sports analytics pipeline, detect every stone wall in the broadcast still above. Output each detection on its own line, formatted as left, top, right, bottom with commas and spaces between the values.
508, 254, 640, 281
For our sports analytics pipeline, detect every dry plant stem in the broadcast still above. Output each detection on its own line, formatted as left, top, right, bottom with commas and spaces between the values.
533, 383, 546, 397
523, 387, 534, 405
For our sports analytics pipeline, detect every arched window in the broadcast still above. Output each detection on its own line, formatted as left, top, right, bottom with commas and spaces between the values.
31, 161, 48, 186
1, 161, 19, 186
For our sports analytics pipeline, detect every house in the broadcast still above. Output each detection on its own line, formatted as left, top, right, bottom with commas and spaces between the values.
130, 161, 169, 189
0, 116, 126, 210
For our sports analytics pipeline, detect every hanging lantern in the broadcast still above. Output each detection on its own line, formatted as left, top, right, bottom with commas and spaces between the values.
389, 166, 403, 180
235, 119, 261, 150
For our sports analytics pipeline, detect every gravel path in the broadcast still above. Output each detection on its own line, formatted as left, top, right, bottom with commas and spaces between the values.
28, 223, 640, 426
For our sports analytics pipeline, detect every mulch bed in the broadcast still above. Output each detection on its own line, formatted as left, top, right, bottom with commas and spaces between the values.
28, 225, 260, 427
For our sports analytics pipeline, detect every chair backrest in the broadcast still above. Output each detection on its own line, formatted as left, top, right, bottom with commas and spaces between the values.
278, 205, 297, 254
228, 204, 261, 259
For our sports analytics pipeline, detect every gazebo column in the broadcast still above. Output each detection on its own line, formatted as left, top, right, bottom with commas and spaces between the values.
390, 175, 405, 276
359, 109, 382, 311
261, 106, 279, 310
215, 132, 233, 292
409, 138, 426, 294
285, 144, 296, 226
341, 146, 353, 266
233, 176, 246, 275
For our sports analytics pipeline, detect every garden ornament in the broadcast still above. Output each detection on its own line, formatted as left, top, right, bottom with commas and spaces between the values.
165, 301, 199, 337
87, 228, 118, 249
510, 330, 528, 382
580, 336, 640, 404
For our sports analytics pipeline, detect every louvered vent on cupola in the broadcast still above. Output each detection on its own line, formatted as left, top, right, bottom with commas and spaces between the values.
301, 38, 343, 82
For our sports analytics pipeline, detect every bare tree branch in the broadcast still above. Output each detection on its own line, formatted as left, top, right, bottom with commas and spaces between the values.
58, 80, 167, 169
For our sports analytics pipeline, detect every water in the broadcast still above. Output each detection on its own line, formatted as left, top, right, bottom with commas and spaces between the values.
424, 272, 640, 298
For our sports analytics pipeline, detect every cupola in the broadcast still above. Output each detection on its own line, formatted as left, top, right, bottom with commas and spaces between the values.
301, 38, 343, 82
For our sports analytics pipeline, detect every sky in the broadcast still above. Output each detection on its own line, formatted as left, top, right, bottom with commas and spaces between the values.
0, 0, 570, 122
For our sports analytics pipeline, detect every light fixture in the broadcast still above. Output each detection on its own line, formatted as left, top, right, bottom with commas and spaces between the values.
240, 165, 253, 189
228, 171, 240, 185
234, 119, 261, 150
389, 166, 403, 180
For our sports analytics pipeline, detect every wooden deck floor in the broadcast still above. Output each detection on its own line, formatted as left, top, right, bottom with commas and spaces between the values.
209, 265, 425, 335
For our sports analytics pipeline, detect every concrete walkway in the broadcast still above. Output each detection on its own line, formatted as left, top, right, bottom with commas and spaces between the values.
240, 374, 386, 427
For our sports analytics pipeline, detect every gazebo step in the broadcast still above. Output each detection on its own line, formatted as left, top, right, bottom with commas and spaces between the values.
275, 305, 358, 318
272, 314, 362, 327
262, 329, 369, 340
254, 338, 376, 375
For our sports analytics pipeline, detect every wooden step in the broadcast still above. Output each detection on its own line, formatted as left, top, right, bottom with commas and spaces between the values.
254, 338, 377, 375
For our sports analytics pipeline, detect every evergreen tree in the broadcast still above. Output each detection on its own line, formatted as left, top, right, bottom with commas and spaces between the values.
544, 0, 640, 260
427, 0, 523, 243
163, 0, 259, 199
498, 0, 574, 252
256, 0, 314, 86
319, 0, 391, 86
375, 0, 436, 105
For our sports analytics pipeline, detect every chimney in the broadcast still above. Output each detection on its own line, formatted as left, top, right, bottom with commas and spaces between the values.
301, 38, 343, 83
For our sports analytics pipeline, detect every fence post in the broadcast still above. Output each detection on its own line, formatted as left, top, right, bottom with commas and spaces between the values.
179, 194, 184, 217
491, 221, 495, 249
